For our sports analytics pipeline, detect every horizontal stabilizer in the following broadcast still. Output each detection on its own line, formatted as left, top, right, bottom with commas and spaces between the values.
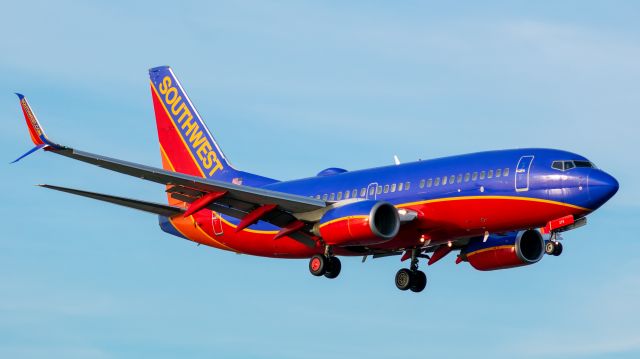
39, 184, 184, 217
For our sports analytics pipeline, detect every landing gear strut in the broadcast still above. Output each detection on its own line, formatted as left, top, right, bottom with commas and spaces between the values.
395, 249, 427, 293
308, 246, 342, 279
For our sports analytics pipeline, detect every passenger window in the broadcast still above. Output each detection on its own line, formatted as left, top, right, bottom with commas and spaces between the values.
390, 184, 396, 193
337, 192, 342, 200
398, 182, 403, 191
457, 174, 462, 184
405, 182, 410, 190
384, 184, 389, 193
419, 179, 425, 189
435, 177, 440, 186
329, 193, 335, 201
449, 175, 455, 184
472, 172, 478, 181
464, 173, 470, 182
442, 176, 448, 185
480, 171, 486, 180
361, 188, 367, 197
488, 170, 493, 179
503, 168, 509, 177
427, 179, 433, 187
352, 189, 358, 198
368, 187, 375, 196
376, 186, 382, 195
344, 191, 350, 199
322, 194, 328, 201
496, 169, 502, 177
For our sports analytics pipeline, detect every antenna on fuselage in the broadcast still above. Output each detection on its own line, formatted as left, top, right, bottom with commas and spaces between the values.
394, 155, 401, 165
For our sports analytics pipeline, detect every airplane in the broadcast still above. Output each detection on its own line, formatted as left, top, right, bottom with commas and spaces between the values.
13, 66, 619, 293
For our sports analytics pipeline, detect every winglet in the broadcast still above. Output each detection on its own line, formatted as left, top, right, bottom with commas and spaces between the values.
13, 93, 63, 163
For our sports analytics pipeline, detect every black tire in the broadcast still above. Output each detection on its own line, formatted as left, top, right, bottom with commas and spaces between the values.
309, 254, 326, 276
395, 268, 412, 291
553, 242, 563, 256
324, 257, 342, 279
410, 270, 427, 293
545, 241, 556, 255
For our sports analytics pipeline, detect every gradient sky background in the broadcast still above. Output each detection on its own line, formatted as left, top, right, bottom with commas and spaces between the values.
2, 1, 639, 358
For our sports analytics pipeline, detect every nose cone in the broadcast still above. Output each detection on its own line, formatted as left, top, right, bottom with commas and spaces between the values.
588, 170, 619, 209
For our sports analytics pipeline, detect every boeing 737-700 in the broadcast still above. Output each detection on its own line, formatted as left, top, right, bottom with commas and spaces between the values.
13, 66, 619, 293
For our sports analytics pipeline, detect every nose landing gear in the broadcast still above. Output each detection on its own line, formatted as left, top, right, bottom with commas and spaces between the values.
395, 249, 427, 293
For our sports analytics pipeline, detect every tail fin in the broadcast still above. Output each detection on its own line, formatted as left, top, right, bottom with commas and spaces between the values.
12, 93, 63, 163
149, 66, 235, 181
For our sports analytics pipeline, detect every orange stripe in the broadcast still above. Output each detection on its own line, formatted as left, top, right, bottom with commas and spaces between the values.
169, 215, 237, 252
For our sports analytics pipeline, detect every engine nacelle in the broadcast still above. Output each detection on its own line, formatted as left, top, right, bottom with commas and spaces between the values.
460, 229, 544, 271
315, 200, 400, 246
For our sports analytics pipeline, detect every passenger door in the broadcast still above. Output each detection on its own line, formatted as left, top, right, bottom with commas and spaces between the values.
211, 211, 224, 236
366, 183, 378, 200
515, 156, 534, 192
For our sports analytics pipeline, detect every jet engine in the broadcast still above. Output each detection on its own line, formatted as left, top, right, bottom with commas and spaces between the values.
314, 200, 400, 246
459, 229, 545, 271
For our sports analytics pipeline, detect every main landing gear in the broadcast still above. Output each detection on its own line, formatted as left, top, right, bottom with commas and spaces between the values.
308, 247, 342, 279
395, 249, 427, 293
545, 240, 563, 256
545, 233, 563, 257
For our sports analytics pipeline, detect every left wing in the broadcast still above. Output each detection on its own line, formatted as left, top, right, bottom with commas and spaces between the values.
14, 94, 326, 247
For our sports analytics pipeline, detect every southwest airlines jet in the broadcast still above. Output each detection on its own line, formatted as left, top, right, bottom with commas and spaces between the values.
14, 66, 619, 293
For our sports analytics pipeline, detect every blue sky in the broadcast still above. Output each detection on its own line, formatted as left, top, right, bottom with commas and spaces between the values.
2, 1, 639, 358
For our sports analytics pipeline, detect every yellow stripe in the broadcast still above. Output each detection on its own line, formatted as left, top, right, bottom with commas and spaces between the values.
219, 216, 279, 234
151, 81, 206, 177
318, 215, 368, 229
466, 245, 514, 258
399, 195, 590, 212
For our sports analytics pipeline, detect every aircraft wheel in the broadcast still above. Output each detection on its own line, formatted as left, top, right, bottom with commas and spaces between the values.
309, 254, 327, 276
553, 242, 563, 256
545, 241, 557, 255
410, 270, 427, 293
395, 268, 413, 291
324, 257, 342, 279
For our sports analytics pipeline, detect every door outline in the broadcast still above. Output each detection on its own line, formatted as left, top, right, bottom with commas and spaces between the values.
212, 211, 224, 236
366, 182, 379, 200
515, 155, 534, 192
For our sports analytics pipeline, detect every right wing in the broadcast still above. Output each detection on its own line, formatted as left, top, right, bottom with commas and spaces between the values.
39, 184, 185, 217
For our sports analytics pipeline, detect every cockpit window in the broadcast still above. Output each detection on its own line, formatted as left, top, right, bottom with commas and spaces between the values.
574, 160, 594, 168
551, 160, 595, 171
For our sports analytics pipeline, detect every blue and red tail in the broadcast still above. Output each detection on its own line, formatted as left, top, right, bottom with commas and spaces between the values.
12, 93, 63, 163
149, 66, 237, 181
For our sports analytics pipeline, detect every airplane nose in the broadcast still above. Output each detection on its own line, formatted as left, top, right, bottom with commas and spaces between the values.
588, 170, 619, 208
